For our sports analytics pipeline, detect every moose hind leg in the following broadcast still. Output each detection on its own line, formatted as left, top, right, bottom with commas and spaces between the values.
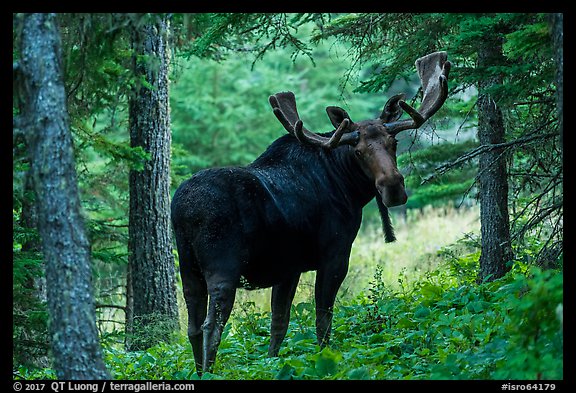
202, 278, 237, 373
182, 270, 207, 374
175, 231, 208, 375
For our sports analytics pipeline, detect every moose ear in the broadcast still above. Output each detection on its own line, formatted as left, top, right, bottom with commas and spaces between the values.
380, 93, 406, 123
326, 106, 353, 129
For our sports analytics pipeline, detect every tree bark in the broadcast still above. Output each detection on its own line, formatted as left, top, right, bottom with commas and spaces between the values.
476, 35, 514, 283
17, 13, 109, 379
126, 15, 179, 350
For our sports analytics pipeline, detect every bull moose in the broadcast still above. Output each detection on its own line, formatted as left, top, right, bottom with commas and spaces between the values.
171, 51, 451, 373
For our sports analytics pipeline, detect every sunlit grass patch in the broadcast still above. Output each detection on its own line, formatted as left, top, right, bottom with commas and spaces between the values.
346, 205, 480, 295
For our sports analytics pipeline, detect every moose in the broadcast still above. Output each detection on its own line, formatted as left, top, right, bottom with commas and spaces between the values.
171, 51, 451, 373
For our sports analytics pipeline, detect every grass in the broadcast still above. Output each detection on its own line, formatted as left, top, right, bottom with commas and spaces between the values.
346, 204, 479, 293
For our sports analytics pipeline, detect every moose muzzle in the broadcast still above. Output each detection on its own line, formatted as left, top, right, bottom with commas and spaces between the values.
376, 174, 408, 208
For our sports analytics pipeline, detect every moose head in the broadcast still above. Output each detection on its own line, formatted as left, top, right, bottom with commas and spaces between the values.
269, 51, 451, 208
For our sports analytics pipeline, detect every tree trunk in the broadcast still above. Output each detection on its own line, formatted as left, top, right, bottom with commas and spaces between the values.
126, 15, 179, 350
476, 35, 514, 283
17, 13, 109, 379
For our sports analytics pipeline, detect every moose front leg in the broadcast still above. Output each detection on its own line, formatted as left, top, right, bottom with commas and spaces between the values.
269, 274, 301, 357
314, 259, 349, 348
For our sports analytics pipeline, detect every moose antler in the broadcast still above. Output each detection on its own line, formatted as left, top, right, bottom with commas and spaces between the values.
269, 91, 358, 148
384, 51, 451, 135
269, 92, 303, 135
269, 52, 450, 147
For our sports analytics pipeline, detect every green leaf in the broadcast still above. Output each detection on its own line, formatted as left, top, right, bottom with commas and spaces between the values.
275, 363, 295, 380
200, 372, 217, 380
348, 366, 371, 380
420, 283, 444, 300
368, 333, 387, 344
139, 353, 156, 365
365, 346, 391, 362
312, 347, 342, 378
466, 300, 486, 314
414, 306, 431, 320
173, 368, 194, 379
396, 317, 416, 329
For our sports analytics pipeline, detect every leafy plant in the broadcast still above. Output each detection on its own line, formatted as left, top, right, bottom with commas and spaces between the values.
15, 254, 562, 381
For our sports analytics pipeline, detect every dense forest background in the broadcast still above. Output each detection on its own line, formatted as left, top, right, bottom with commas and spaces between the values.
13, 13, 563, 380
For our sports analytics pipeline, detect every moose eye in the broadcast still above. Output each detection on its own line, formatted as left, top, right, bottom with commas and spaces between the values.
355, 150, 362, 158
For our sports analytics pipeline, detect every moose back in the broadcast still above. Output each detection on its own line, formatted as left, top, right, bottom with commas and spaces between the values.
171, 51, 451, 373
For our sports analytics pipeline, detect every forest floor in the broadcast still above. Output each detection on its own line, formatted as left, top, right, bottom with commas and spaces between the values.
16, 206, 563, 381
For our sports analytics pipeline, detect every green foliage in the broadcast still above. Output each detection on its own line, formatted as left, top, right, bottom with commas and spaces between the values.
12, 249, 49, 365
313, 13, 443, 94
12, 206, 50, 368
182, 13, 317, 65
15, 239, 562, 381
406, 178, 475, 209
399, 140, 479, 208
127, 312, 180, 352
105, 338, 196, 380
491, 267, 563, 379
504, 21, 551, 61
58, 14, 136, 120
212, 258, 561, 380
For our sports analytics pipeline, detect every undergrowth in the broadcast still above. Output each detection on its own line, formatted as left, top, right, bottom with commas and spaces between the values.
15, 252, 563, 380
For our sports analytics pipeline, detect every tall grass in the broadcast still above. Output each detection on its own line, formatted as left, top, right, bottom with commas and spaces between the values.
347, 204, 480, 294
